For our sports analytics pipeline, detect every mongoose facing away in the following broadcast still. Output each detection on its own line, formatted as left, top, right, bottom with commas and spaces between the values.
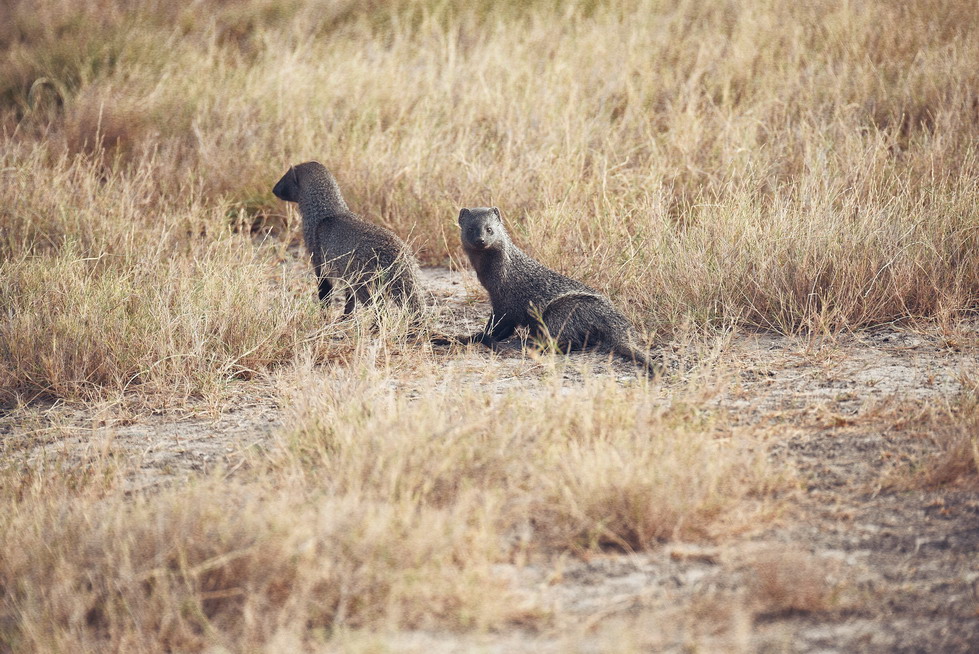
458, 206, 660, 375
273, 161, 423, 314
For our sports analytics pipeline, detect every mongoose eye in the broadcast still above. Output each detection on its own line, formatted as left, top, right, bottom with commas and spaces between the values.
486, 227, 494, 235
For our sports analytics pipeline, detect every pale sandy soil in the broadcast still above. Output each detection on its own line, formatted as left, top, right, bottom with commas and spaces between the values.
3, 266, 977, 653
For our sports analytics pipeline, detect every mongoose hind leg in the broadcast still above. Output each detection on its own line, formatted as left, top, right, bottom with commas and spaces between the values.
393, 279, 423, 314
537, 294, 609, 351
342, 291, 361, 315
542, 294, 660, 376
343, 283, 377, 316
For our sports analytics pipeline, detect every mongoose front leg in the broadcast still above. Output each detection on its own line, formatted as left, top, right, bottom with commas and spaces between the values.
463, 315, 517, 350
464, 331, 502, 350
318, 276, 334, 303
312, 254, 333, 304
344, 291, 356, 315
490, 317, 517, 341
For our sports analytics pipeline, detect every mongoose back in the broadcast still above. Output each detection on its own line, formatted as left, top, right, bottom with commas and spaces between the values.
273, 161, 422, 314
458, 206, 660, 375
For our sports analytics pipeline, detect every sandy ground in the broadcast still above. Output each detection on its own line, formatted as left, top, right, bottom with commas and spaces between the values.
3, 266, 978, 652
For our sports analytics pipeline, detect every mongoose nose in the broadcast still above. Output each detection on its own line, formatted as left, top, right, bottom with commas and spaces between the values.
473, 237, 487, 248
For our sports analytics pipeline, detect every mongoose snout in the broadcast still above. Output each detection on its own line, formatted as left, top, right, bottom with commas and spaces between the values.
271, 165, 300, 202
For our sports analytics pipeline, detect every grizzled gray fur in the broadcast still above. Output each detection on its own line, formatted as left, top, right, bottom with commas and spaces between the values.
458, 206, 660, 375
273, 161, 422, 314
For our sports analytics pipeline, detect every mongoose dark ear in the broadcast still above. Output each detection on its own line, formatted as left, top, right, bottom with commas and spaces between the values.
458, 208, 470, 226
491, 207, 502, 221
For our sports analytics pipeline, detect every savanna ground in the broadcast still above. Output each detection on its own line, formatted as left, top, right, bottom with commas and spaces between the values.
1, 0, 978, 652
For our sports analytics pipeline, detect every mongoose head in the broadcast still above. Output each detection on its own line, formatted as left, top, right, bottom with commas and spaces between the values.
272, 161, 345, 206
458, 207, 506, 252
272, 164, 305, 203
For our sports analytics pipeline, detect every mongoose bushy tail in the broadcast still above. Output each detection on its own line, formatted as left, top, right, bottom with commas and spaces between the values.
273, 161, 423, 314
457, 206, 660, 376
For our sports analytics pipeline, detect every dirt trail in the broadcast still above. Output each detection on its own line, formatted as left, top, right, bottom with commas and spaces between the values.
3, 266, 978, 652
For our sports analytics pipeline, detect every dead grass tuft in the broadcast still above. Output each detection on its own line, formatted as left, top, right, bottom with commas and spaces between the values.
744, 548, 838, 617
277, 365, 787, 553
0, 241, 333, 406
0, 479, 517, 651
917, 379, 979, 488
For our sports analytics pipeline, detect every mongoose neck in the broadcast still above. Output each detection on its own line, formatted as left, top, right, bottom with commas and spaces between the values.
466, 244, 504, 280
300, 174, 346, 240
296, 169, 350, 254
468, 237, 534, 291
298, 173, 349, 220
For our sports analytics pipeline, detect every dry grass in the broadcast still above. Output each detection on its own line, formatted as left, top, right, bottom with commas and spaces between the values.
2, 0, 977, 650
3, 0, 978, 399
275, 364, 782, 552
915, 377, 979, 488
0, 363, 787, 651
0, 479, 516, 651
554, 546, 840, 654
3, 0, 978, 324
744, 548, 838, 617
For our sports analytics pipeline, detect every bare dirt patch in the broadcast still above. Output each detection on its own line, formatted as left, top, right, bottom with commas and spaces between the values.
3, 266, 977, 652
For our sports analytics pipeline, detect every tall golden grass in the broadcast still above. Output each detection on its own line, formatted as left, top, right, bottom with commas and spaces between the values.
3, 0, 978, 400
